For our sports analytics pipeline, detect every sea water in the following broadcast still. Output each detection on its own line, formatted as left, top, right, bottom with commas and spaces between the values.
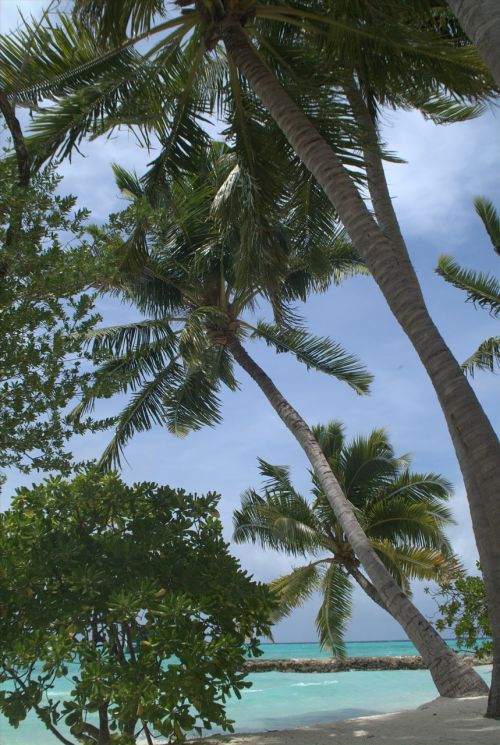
0, 641, 490, 745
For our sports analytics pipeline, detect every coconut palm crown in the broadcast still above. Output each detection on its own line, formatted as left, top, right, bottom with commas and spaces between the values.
74, 141, 371, 468
234, 420, 455, 658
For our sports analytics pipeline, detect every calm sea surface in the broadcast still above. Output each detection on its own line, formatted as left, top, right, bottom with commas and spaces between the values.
0, 640, 490, 745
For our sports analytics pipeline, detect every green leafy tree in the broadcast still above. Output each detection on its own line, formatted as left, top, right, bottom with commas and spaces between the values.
0, 468, 272, 744
70, 141, 485, 697
234, 421, 456, 658
1, 2, 499, 709
429, 562, 492, 660
437, 196, 500, 376
0, 159, 107, 475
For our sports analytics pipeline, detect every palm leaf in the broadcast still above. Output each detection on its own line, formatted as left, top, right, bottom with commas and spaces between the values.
371, 540, 453, 583
269, 562, 324, 622
436, 255, 500, 316
416, 93, 484, 125
233, 475, 324, 557
474, 197, 500, 255
252, 321, 372, 394
378, 471, 453, 508
315, 563, 352, 659
98, 357, 183, 470
163, 346, 236, 436
462, 336, 500, 377
79, 319, 179, 358
364, 498, 453, 552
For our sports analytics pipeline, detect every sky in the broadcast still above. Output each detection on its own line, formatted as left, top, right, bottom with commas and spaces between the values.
1, 0, 499, 643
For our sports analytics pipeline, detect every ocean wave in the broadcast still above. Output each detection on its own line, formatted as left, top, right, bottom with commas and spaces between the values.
290, 680, 338, 687
242, 688, 264, 694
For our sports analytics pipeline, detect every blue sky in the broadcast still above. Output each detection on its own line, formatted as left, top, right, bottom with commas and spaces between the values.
2, 1, 499, 643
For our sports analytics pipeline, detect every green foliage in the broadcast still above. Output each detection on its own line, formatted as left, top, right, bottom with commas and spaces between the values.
0, 0, 494, 182
71, 141, 369, 469
436, 196, 500, 377
234, 420, 455, 658
0, 469, 272, 744
429, 563, 491, 659
474, 197, 500, 255
0, 159, 109, 474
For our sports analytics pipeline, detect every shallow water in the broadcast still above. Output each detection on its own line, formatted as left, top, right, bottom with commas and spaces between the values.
0, 641, 489, 745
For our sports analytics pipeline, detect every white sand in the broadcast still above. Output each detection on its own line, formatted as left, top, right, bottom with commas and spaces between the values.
200, 696, 500, 745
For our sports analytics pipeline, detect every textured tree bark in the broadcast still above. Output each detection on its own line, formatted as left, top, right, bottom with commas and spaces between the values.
228, 336, 487, 697
346, 80, 500, 718
0, 89, 31, 187
221, 18, 499, 715
447, 0, 500, 88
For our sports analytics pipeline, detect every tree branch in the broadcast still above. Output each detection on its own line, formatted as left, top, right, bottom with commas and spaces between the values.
0, 89, 31, 186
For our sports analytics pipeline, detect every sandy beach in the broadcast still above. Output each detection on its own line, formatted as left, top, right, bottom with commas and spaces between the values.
200, 695, 500, 745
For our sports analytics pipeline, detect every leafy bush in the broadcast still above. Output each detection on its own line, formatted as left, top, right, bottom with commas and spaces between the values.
0, 469, 273, 744
0, 160, 107, 474
429, 562, 491, 658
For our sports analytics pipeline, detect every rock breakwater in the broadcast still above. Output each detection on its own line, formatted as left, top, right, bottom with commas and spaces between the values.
244, 654, 490, 673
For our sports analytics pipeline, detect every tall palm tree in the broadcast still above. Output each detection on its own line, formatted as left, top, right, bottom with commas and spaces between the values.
234, 422, 456, 659
446, 0, 500, 88
1, 2, 498, 708
437, 196, 500, 376
74, 142, 486, 697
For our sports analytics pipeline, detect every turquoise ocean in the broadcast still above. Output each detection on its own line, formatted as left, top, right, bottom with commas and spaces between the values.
0, 640, 491, 744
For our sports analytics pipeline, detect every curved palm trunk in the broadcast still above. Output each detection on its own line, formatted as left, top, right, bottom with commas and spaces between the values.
348, 564, 389, 613
228, 336, 487, 697
221, 18, 500, 715
447, 0, 500, 88
347, 79, 500, 718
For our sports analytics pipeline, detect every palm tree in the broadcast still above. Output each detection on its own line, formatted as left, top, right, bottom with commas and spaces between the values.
1, 2, 497, 707
446, 0, 500, 88
74, 142, 486, 697
437, 196, 500, 376
234, 422, 457, 659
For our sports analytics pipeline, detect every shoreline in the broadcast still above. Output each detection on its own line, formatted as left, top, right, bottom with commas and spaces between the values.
244, 653, 491, 673
197, 694, 500, 745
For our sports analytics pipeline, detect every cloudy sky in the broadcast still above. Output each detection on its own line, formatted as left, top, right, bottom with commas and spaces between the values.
2, 1, 499, 643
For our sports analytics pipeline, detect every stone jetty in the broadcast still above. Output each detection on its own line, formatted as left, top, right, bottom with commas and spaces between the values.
244, 654, 489, 673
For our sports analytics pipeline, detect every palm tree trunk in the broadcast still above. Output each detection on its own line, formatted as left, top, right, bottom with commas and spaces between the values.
228, 335, 487, 697
221, 18, 500, 715
346, 79, 500, 718
348, 564, 389, 613
447, 0, 500, 88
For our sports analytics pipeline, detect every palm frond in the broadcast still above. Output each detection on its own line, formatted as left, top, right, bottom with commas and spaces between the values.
315, 564, 352, 659
79, 319, 179, 358
462, 336, 500, 377
311, 420, 345, 464
416, 93, 484, 125
364, 498, 453, 552
252, 321, 372, 394
269, 562, 324, 622
474, 197, 500, 255
436, 255, 500, 316
233, 471, 324, 556
163, 346, 235, 436
370, 540, 454, 583
98, 357, 182, 470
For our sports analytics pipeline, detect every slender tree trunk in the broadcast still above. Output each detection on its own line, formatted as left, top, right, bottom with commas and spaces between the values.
221, 18, 499, 715
447, 0, 500, 89
228, 336, 487, 697
349, 564, 389, 613
346, 79, 500, 717
0, 89, 31, 187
